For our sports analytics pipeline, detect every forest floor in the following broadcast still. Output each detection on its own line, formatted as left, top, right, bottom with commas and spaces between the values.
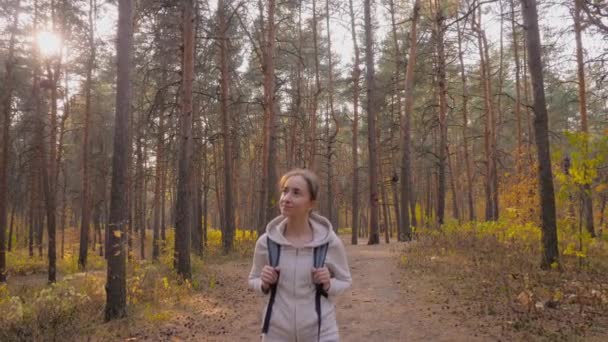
99, 238, 505, 341
4, 232, 608, 341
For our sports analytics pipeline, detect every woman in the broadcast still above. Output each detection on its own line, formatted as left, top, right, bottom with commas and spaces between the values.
248, 169, 352, 341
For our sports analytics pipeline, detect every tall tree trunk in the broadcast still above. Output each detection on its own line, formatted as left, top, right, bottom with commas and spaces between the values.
28, 170, 35, 257
325, 0, 339, 229
174, 0, 194, 279
447, 145, 460, 221
308, 0, 321, 171
520, 0, 559, 269
400, 0, 420, 240
475, 7, 498, 222
202, 136, 209, 245
364, 0, 380, 244
388, 0, 402, 235
434, 1, 448, 226
7, 208, 15, 253
456, 19, 475, 221
60, 167, 67, 258
0, 0, 20, 282
510, 0, 523, 173
348, 0, 360, 245
574, 0, 595, 237
105, 0, 133, 321
218, 0, 235, 253
258, 0, 277, 236
152, 70, 166, 261
79, 0, 96, 269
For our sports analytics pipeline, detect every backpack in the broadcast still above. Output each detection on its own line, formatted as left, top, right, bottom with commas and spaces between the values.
261, 236, 330, 341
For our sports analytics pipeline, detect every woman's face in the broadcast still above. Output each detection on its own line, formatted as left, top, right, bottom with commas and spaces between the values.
279, 175, 314, 218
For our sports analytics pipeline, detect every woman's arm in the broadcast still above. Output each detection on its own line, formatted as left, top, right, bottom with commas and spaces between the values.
248, 234, 269, 294
325, 235, 352, 297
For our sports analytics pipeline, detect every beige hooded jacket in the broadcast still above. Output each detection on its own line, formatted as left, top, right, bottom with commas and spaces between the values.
248, 213, 352, 342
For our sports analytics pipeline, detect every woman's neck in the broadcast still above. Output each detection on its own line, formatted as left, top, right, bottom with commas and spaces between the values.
285, 214, 312, 238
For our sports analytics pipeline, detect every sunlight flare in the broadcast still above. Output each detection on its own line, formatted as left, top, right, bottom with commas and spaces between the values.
37, 31, 62, 57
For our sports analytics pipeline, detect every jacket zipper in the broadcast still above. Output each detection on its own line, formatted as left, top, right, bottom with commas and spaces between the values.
293, 248, 300, 342
294, 248, 299, 342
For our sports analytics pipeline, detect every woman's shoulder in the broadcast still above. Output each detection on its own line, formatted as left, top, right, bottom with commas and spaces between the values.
327, 230, 345, 248
255, 232, 269, 246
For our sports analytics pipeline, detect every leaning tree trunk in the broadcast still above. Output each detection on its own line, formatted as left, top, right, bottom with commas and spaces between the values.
105, 0, 133, 321
520, 0, 559, 269
364, 0, 380, 244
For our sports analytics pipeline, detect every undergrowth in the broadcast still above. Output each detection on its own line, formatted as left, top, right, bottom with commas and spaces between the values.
400, 220, 608, 341
0, 228, 258, 341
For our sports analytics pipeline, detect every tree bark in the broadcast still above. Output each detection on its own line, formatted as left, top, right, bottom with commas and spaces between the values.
520, 0, 559, 269
79, 0, 96, 269
456, 18, 476, 221
364, 0, 380, 244
258, 0, 278, 236
105, 0, 133, 321
400, 0, 420, 240
434, 0, 448, 226
348, 0, 360, 245
510, 0, 524, 172
308, 0, 322, 171
174, 0, 195, 279
0, 0, 20, 282
218, 0, 235, 253
574, 0, 595, 237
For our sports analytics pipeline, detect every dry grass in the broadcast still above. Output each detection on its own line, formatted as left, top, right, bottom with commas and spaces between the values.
400, 221, 608, 341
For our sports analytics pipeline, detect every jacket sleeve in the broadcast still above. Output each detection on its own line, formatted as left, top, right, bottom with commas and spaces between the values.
248, 233, 269, 294
326, 233, 352, 297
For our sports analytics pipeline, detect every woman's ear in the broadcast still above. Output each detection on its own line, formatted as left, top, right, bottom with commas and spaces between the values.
309, 200, 317, 212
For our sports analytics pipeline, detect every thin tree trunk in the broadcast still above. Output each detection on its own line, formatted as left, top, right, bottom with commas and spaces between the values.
7, 208, 15, 253
475, 7, 498, 222
434, 0, 448, 226
218, 0, 235, 253
456, 19, 475, 221
510, 0, 523, 173
308, 0, 321, 171
520, 0, 559, 269
152, 69, 166, 261
447, 145, 460, 221
400, 0, 420, 240
326, 0, 339, 229
79, 0, 96, 269
364, 0, 380, 244
574, 0, 595, 237
258, 0, 277, 235
348, 0, 360, 245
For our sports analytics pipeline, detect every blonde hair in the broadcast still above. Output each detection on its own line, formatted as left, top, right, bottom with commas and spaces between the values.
279, 169, 320, 201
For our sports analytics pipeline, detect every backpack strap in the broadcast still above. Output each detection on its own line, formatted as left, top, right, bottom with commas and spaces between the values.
313, 242, 330, 341
262, 237, 281, 334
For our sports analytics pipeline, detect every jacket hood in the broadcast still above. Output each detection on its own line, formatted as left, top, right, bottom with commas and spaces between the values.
265, 212, 334, 247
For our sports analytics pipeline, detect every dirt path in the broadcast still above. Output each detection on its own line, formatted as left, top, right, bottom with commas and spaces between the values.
129, 239, 500, 341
